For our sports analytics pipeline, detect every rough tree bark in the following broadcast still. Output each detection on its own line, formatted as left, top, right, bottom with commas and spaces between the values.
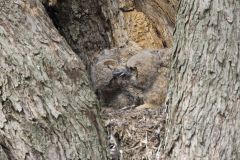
45, 0, 111, 66
164, 0, 240, 159
134, 0, 178, 47
0, 0, 107, 159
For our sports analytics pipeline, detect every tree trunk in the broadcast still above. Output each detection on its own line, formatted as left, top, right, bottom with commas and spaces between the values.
134, 0, 178, 47
164, 0, 240, 159
45, 0, 111, 66
0, 0, 107, 159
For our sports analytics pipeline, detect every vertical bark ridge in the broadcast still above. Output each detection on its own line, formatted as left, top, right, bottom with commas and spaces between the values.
0, 0, 108, 159
165, 0, 240, 159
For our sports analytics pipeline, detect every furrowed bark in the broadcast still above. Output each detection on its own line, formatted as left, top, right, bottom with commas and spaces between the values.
0, 0, 107, 159
164, 0, 240, 159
